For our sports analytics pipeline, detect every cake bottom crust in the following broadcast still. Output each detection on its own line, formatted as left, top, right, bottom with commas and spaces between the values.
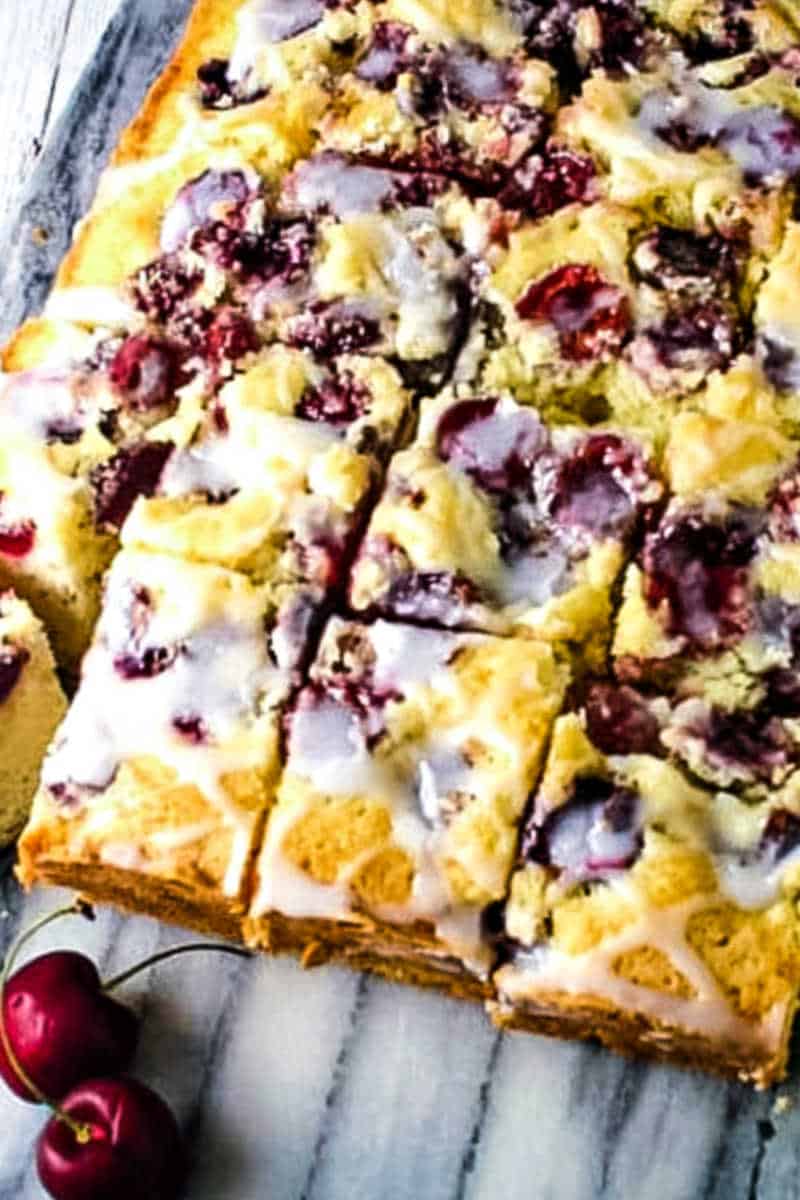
246, 911, 490, 1002
21, 860, 244, 944
488, 990, 795, 1089
21, 868, 793, 1084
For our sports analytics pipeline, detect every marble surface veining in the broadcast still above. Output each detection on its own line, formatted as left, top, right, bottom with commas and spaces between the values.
1, 2, 800, 1196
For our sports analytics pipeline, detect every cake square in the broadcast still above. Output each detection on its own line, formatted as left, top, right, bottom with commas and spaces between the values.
491, 694, 800, 1086
466, 190, 784, 430
350, 389, 662, 662
120, 346, 412, 668
18, 549, 292, 938
246, 616, 568, 995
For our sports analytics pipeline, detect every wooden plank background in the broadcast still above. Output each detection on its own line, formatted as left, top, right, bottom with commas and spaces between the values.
0, 0, 123, 238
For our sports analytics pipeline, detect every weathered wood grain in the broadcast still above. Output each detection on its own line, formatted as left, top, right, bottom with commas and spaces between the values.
0, 0, 122, 240
0, 0, 195, 343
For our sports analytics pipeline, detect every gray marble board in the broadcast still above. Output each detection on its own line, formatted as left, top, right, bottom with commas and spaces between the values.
0, 3, 799, 1197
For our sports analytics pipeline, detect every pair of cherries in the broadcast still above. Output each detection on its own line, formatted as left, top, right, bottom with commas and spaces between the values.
0, 900, 249, 1199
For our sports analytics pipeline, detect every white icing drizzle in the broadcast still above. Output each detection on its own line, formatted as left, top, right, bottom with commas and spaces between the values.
379, 212, 460, 359
497, 542, 572, 606
228, 0, 325, 84
283, 154, 398, 218
256, 619, 523, 973
289, 697, 397, 798
498, 891, 787, 1053
43, 552, 288, 863
0, 369, 86, 444
638, 72, 800, 181
319, 211, 461, 360
717, 845, 800, 911
446, 49, 514, 105
368, 619, 458, 689
44, 287, 140, 329
157, 406, 339, 500
445, 395, 546, 478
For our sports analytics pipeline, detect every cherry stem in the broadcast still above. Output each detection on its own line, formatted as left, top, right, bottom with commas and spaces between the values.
102, 942, 251, 992
0, 899, 96, 1142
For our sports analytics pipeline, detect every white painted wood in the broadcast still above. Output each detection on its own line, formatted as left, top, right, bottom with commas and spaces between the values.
0, 0, 123, 238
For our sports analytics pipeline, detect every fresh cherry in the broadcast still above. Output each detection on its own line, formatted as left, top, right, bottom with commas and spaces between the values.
37, 1077, 185, 1200
0, 951, 138, 1104
0, 904, 252, 1200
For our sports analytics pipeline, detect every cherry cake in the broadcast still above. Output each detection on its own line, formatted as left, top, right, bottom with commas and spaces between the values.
8, 0, 800, 1085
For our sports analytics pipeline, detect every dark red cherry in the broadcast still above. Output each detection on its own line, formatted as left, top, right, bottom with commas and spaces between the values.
0, 952, 138, 1104
765, 667, 800, 717
197, 57, 235, 108
171, 714, 208, 744
499, 145, 596, 216
584, 682, 661, 755
0, 512, 36, 558
197, 57, 267, 110
108, 337, 180, 413
193, 215, 314, 283
202, 308, 259, 365
132, 256, 202, 323
90, 442, 173, 533
643, 507, 761, 650
515, 263, 630, 362
590, 0, 648, 72
287, 304, 381, 357
642, 303, 737, 373
759, 808, 800, 864
548, 434, 646, 540
696, 704, 790, 782
436, 397, 545, 492
113, 644, 179, 681
295, 372, 371, 425
631, 226, 739, 294
37, 1077, 185, 1200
